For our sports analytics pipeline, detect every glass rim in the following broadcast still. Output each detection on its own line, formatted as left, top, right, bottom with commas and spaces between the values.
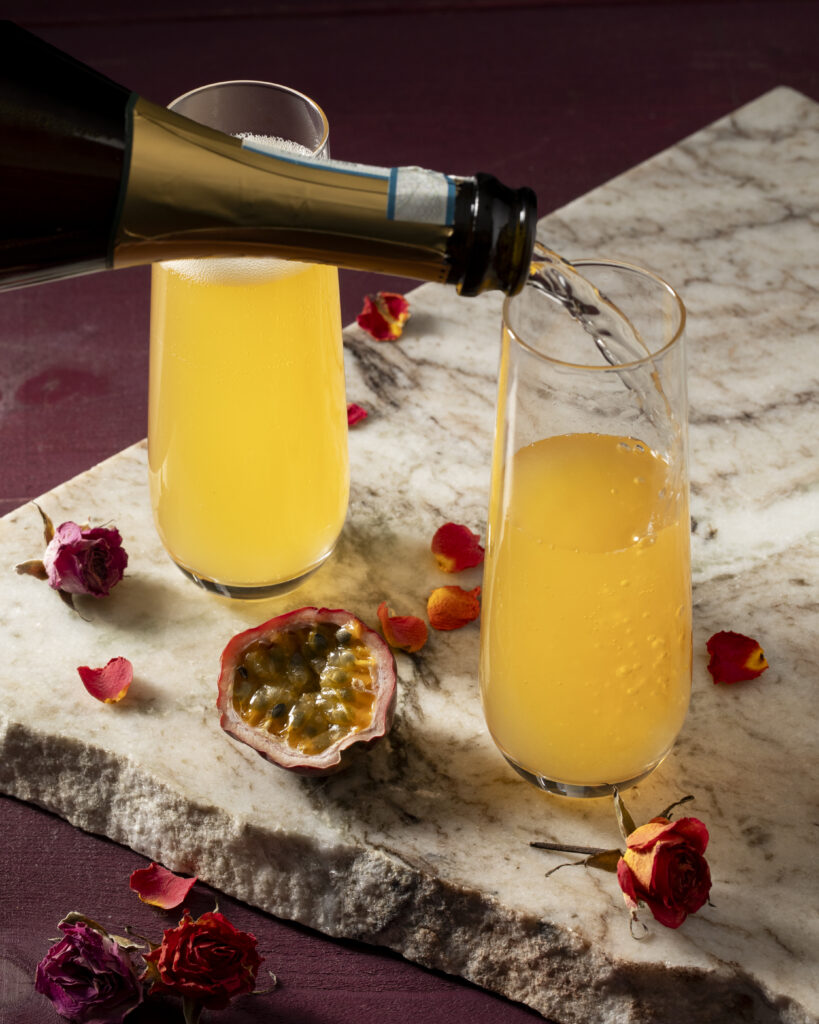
167, 79, 330, 157
501, 256, 687, 372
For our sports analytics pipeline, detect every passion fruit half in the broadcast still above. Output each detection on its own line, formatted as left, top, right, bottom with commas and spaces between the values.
217, 607, 397, 775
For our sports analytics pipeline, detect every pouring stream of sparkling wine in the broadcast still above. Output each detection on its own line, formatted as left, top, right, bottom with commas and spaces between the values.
527, 242, 674, 435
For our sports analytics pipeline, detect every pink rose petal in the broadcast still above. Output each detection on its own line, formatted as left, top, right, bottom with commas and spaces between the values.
347, 403, 368, 427
77, 657, 134, 703
130, 863, 197, 909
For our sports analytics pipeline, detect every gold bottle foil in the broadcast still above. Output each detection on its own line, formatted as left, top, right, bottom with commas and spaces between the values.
113, 97, 452, 282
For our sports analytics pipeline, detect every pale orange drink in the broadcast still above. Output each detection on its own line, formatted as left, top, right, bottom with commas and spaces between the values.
147, 82, 347, 597
481, 255, 689, 797
149, 256, 347, 591
480, 432, 691, 790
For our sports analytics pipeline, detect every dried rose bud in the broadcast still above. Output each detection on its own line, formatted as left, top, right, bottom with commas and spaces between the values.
431, 522, 485, 573
35, 918, 144, 1024
347, 402, 369, 427
77, 657, 134, 703
44, 521, 128, 597
356, 291, 410, 341
377, 601, 428, 653
427, 585, 481, 631
130, 862, 197, 909
617, 816, 712, 929
706, 630, 769, 684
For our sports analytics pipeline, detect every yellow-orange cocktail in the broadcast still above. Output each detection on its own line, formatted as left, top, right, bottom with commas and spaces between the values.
148, 256, 348, 590
147, 81, 347, 597
480, 432, 691, 789
480, 255, 689, 797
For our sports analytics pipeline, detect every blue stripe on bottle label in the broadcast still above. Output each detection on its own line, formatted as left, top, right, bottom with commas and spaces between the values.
240, 139, 456, 226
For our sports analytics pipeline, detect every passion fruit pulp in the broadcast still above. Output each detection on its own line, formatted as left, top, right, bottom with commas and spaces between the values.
217, 607, 397, 775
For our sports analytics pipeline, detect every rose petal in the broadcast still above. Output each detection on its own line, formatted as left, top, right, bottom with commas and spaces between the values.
356, 291, 410, 341
431, 522, 485, 572
377, 601, 428, 653
130, 862, 197, 909
427, 585, 481, 631
706, 630, 769, 683
347, 402, 369, 427
77, 657, 134, 703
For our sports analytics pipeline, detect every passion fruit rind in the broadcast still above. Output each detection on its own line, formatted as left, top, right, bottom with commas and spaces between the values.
217, 607, 397, 775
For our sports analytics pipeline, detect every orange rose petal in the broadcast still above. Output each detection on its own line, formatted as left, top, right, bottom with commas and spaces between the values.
427, 585, 481, 631
431, 522, 485, 573
377, 601, 428, 653
706, 630, 769, 684
129, 862, 197, 909
77, 657, 133, 703
347, 403, 368, 427
356, 291, 410, 341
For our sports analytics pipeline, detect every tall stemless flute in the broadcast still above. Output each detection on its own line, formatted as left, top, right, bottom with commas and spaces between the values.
480, 259, 691, 798
148, 82, 348, 598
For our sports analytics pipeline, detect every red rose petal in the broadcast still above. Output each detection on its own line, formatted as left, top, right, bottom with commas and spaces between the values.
356, 291, 410, 341
706, 630, 769, 684
130, 862, 197, 909
427, 585, 481, 631
347, 403, 368, 427
377, 601, 428, 653
77, 657, 134, 703
431, 522, 485, 573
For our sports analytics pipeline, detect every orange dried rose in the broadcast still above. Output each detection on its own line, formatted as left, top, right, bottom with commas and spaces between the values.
377, 601, 428, 653
427, 585, 481, 631
130, 863, 197, 910
706, 630, 769, 684
356, 291, 410, 341
76, 657, 133, 703
431, 522, 484, 573
347, 403, 368, 427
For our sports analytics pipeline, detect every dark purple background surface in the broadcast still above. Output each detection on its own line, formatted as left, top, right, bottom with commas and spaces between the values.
2, 2, 818, 1022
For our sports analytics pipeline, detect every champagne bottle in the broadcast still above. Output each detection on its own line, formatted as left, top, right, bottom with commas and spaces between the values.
0, 22, 536, 296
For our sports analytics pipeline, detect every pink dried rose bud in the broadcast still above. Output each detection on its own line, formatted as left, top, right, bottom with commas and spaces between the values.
377, 601, 428, 653
431, 522, 485, 572
130, 862, 197, 909
347, 402, 369, 427
77, 657, 134, 703
356, 291, 411, 341
616, 816, 712, 929
35, 918, 144, 1024
44, 521, 128, 597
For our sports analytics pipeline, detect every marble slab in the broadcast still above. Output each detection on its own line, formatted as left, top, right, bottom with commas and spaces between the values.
1, 87, 817, 1024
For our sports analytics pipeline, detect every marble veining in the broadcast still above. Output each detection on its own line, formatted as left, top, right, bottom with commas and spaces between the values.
1, 87, 817, 1024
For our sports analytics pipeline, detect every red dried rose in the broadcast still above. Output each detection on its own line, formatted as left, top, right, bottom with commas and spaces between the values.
706, 630, 769, 683
347, 402, 368, 427
616, 817, 711, 929
356, 291, 410, 341
77, 658, 134, 703
130, 863, 197, 910
431, 522, 485, 573
143, 909, 261, 1011
427, 585, 481, 631
377, 601, 428, 653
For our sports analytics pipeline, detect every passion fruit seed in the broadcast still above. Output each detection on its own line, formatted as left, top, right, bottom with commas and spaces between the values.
231, 620, 377, 757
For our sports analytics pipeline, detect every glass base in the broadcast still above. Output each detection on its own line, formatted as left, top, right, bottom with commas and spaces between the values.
503, 752, 659, 799
172, 550, 331, 600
